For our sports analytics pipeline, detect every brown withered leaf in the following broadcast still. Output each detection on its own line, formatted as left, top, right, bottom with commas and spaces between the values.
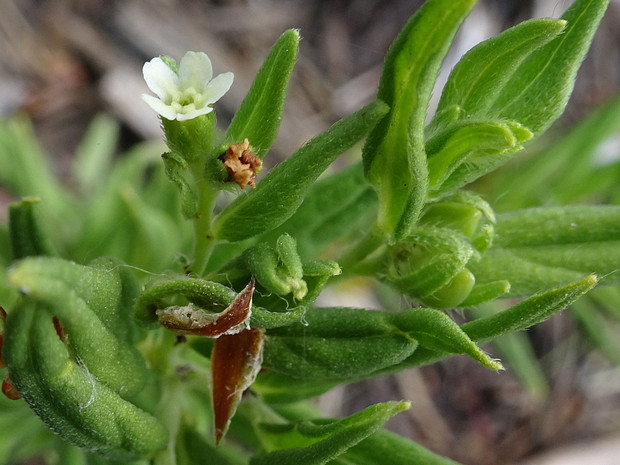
157, 280, 254, 337
211, 327, 265, 444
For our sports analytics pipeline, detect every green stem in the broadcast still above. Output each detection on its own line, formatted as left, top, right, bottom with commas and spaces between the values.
337, 227, 385, 279
189, 168, 218, 276
153, 375, 184, 465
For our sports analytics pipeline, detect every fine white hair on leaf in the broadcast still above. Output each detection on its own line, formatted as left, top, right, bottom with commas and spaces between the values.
76, 356, 97, 410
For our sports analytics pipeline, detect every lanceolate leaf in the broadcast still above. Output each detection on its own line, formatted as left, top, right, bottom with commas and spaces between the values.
251, 401, 410, 465
261, 162, 378, 261
362, 0, 476, 241
487, 0, 609, 135
263, 306, 500, 382
212, 100, 388, 242
470, 206, 620, 296
461, 274, 598, 343
9, 198, 57, 259
4, 302, 168, 460
341, 429, 462, 465
225, 30, 299, 159
380, 275, 598, 372
430, 18, 566, 131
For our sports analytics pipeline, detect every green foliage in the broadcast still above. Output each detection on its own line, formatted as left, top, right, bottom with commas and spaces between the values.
225, 29, 299, 159
0, 0, 615, 464
363, 0, 476, 241
212, 100, 389, 242
4, 257, 168, 459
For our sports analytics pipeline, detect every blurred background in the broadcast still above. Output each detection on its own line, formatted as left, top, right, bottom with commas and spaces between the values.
1, 0, 620, 464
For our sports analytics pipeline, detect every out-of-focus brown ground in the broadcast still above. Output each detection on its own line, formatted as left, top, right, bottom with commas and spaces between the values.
2, 1, 620, 464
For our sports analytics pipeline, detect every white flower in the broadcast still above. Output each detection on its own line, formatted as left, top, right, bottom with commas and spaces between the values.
142, 51, 234, 121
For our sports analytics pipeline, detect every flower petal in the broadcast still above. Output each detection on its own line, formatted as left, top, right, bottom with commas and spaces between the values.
143, 57, 179, 100
141, 94, 177, 120
179, 51, 213, 90
176, 106, 214, 121
204, 72, 234, 104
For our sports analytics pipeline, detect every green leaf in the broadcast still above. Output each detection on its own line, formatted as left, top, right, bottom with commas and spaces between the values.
261, 163, 377, 261
482, 94, 620, 211
161, 152, 198, 219
462, 274, 598, 343
426, 120, 532, 196
470, 206, 620, 296
212, 100, 388, 242
263, 305, 500, 381
392, 308, 501, 370
71, 114, 119, 195
9, 197, 57, 259
362, 0, 476, 241
263, 307, 418, 380
340, 429, 462, 465
487, 0, 609, 135
225, 29, 299, 159
7, 257, 147, 394
4, 257, 168, 459
378, 275, 597, 372
430, 18, 566, 130
251, 401, 410, 465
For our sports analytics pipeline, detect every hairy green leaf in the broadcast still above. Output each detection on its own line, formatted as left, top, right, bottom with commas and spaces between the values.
225, 29, 299, 159
213, 100, 388, 242
470, 206, 620, 296
4, 257, 167, 459
487, 0, 609, 135
9, 198, 57, 259
263, 305, 500, 381
251, 401, 409, 465
462, 274, 598, 343
430, 18, 566, 130
340, 429, 462, 465
378, 275, 597, 372
362, 0, 476, 241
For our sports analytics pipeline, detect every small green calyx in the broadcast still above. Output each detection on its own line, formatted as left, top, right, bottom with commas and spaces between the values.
162, 113, 216, 165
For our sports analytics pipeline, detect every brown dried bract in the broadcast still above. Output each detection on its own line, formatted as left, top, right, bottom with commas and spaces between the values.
2, 372, 20, 400
211, 327, 265, 444
157, 280, 254, 337
221, 138, 262, 189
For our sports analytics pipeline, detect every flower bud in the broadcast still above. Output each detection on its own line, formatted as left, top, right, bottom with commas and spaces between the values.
385, 228, 475, 308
